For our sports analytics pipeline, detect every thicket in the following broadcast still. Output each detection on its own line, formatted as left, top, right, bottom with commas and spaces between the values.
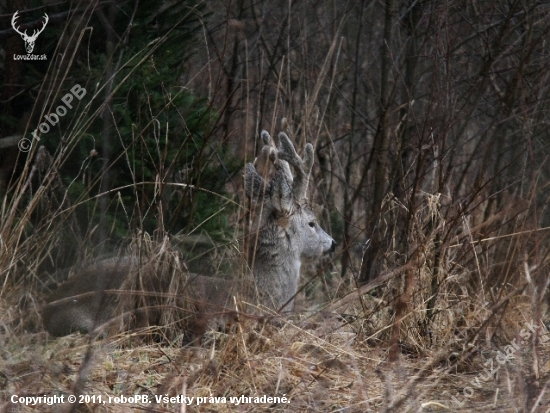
182, 0, 550, 352
1, 1, 240, 276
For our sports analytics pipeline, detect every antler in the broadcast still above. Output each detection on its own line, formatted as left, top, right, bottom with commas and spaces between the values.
34, 13, 49, 38
261, 130, 314, 201
11, 11, 48, 40
11, 11, 25, 37
244, 130, 314, 217
260, 130, 293, 186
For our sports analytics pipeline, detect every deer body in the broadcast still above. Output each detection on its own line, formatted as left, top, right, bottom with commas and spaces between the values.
250, 204, 334, 310
42, 131, 335, 336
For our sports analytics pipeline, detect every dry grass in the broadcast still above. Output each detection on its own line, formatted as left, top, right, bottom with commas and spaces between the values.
1, 294, 550, 412
2, 223, 550, 413
2, 153, 550, 411
2, 3, 550, 409
2, 161, 549, 412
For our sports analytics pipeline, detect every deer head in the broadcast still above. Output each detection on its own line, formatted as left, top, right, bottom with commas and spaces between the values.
12, 11, 49, 54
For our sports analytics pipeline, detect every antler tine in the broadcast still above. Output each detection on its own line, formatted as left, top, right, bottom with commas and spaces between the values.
277, 132, 314, 201
29, 13, 48, 39
11, 11, 25, 36
37, 13, 49, 35
260, 130, 293, 183
260, 130, 276, 161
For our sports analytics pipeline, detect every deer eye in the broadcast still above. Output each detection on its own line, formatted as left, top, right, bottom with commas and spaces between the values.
308, 221, 315, 228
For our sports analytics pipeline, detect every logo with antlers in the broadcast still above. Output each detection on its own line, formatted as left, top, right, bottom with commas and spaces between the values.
11, 11, 49, 54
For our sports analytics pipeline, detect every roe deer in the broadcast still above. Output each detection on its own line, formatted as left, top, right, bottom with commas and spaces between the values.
41, 130, 336, 337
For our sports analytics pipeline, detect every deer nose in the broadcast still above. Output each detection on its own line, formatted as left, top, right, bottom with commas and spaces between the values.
330, 240, 336, 252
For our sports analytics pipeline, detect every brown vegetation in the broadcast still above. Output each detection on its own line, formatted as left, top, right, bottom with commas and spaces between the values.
1, 0, 550, 411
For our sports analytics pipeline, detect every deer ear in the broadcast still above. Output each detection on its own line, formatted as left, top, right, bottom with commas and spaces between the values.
244, 163, 270, 203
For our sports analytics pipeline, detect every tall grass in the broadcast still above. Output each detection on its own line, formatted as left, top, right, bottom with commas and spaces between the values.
1, 0, 550, 411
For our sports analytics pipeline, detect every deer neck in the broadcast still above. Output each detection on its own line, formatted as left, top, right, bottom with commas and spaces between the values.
250, 229, 301, 312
